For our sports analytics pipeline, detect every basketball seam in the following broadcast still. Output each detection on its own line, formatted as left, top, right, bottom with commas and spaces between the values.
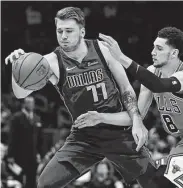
20, 56, 44, 87
24, 65, 50, 89
16, 53, 32, 83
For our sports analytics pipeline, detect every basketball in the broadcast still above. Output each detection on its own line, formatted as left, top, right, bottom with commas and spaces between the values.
12, 52, 50, 90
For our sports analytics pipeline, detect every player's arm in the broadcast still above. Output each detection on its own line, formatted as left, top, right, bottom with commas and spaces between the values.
99, 40, 142, 123
100, 66, 154, 124
99, 33, 182, 93
100, 39, 150, 151
123, 60, 181, 93
5, 49, 58, 99
137, 66, 154, 118
75, 66, 154, 128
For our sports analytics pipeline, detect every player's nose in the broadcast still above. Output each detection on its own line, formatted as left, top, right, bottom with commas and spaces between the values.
62, 32, 68, 40
151, 48, 156, 56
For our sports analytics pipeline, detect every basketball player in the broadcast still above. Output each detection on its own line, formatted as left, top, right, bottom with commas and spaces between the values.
75, 27, 183, 187
5, 7, 160, 188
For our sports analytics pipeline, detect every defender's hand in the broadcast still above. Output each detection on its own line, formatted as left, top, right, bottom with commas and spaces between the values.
132, 116, 148, 152
99, 33, 124, 62
5, 49, 25, 65
74, 111, 102, 129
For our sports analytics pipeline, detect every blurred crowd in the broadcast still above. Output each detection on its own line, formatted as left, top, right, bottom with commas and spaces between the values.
1, 1, 182, 188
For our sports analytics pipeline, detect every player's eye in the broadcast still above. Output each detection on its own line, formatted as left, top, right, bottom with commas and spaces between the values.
66, 30, 73, 33
57, 30, 63, 34
157, 47, 163, 51
153, 46, 163, 51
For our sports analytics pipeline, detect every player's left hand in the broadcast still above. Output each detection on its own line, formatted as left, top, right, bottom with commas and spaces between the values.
132, 116, 148, 152
73, 111, 102, 129
99, 33, 124, 62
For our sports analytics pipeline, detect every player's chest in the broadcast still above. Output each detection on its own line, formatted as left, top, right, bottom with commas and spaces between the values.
63, 60, 108, 88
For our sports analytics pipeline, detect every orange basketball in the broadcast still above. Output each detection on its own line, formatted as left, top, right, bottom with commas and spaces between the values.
12, 53, 50, 90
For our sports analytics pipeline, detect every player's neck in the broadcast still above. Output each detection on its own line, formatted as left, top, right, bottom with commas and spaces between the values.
161, 58, 181, 77
64, 39, 87, 63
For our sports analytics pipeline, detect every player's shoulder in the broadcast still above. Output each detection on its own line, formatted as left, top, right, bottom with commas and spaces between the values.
97, 40, 108, 53
97, 40, 109, 54
44, 52, 59, 79
147, 65, 156, 73
97, 39, 114, 65
172, 70, 183, 77
171, 70, 183, 84
44, 52, 58, 64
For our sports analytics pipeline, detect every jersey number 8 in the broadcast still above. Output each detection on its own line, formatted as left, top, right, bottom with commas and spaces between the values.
162, 114, 179, 133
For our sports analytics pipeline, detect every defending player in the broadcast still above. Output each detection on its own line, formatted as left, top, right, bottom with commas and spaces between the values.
75, 27, 183, 187
5, 7, 161, 188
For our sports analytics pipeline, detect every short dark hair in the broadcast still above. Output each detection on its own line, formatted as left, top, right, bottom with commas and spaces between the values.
158, 27, 183, 58
55, 7, 85, 27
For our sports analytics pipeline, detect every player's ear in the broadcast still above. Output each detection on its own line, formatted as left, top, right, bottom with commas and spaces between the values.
81, 27, 85, 38
172, 49, 179, 59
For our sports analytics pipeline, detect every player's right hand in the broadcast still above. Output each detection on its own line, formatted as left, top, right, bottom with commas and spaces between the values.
5, 49, 25, 65
132, 115, 148, 152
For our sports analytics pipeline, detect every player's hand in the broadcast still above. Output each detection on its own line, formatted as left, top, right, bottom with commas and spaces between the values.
132, 116, 148, 152
5, 49, 25, 65
99, 33, 124, 62
73, 111, 102, 129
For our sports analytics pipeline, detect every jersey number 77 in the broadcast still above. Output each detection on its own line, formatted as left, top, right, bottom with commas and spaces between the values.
86, 82, 108, 102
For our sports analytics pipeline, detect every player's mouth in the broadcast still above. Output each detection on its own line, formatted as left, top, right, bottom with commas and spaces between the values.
61, 41, 69, 43
60, 41, 69, 45
152, 57, 157, 62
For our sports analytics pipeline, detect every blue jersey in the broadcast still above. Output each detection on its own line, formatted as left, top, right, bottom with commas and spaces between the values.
154, 62, 183, 137
54, 40, 123, 121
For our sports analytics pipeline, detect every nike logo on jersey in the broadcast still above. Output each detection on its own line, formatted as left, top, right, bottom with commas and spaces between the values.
66, 66, 76, 71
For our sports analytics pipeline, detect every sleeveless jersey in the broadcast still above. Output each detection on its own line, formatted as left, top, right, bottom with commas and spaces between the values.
53, 40, 123, 122
153, 62, 183, 137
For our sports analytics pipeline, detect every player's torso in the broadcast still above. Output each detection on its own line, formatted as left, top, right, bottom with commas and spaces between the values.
54, 40, 123, 120
153, 64, 183, 136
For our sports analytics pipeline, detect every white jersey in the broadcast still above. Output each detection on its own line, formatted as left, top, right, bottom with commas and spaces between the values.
152, 62, 183, 187
164, 154, 183, 188
153, 62, 183, 137
164, 139, 183, 188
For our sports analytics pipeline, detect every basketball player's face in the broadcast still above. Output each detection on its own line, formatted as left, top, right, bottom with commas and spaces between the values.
151, 37, 174, 68
56, 19, 85, 52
